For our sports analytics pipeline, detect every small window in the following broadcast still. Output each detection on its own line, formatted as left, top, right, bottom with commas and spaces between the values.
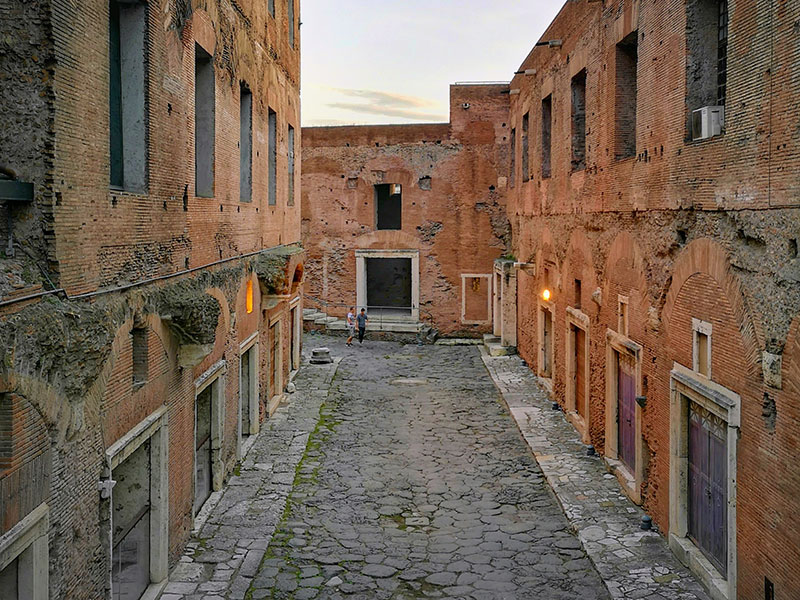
509, 127, 516, 188
268, 0, 275, 17
268, 108, 277, 206
522, 112, 530, 182
615, 32, 638, 160
287, 124, 295, 206
541, 95, 552, 179
618, 295, 629, 337
194, 45, 215, 198
109, 0, 147, 192
686, 0, 728, 123
239, 84, 252, 202
574, 279, 582, 309
288, 0, 295, 48
571, 69, 587, 171
132, 327, 148, 387
375, 184, 402, 230
692, 318, 712, 378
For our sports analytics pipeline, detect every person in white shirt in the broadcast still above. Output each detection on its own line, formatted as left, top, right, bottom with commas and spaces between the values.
346, 307, 355, 346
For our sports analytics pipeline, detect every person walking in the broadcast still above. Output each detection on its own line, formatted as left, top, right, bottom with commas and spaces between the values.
356, 308, 368, 344
346, 307, 356, 346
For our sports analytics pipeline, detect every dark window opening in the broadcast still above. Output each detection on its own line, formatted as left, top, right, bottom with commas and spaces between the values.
574, 279, 582, 309
765, 577, 775, 600
268, 0, 275, 17
375, 184, 402, 230
541, 95, 552, 178
195, 45, 215, 198
522, 112, 530, 182
509, 127, 516, 188
287, 124, 295, 206
686, 0, 728, 136
132, 327, 148, 387
571, 69, 587, 171
268, 108, 277, 206
239, 84, 252, 202
288, 0, 295, 48
615, 32, 638, 160
109, 0, 147, 192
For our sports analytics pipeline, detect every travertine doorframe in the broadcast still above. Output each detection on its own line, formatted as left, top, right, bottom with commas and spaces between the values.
669, 363, 739, 600
565, 306, 591, 443
194, 360, 226, 513
238, 332, 260, 459
604, 329, 644, 504
0, 503, 49, 600
355, 249, 420, 320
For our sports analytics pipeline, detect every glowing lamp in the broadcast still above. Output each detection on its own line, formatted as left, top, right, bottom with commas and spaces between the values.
542, 289, 551, 301
246, 280, 254, 314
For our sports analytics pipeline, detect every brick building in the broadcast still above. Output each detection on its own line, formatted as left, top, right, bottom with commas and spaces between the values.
0, 1, 303, 598
301, 84, 510, 336
500, 1, 800, 598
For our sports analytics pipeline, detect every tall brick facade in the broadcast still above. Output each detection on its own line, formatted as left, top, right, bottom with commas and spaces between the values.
506, 1, 800, 598
0, 1, 303, 598
301, 84, 510, 335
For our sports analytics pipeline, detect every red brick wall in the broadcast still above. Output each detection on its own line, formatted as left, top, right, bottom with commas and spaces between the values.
301, 84, 510, 334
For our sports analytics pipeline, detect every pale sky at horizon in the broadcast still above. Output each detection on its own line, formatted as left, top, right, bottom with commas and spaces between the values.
300, 1, 564, 127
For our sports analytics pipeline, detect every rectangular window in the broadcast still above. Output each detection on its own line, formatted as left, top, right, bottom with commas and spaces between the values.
618, 296, 629, 337
571, 69, 587, 171
132, 327, 148, 387
288, 0, 295, 48
239, 85, 252, 202
268, 0, 275, 17
109, 0, 147, 192
615, 32, 638, 160
509, 127, 516, 188
686, 0, 728, 122
287, 124, 295, 206
194, 45, 215, 198
268, 108, 277, 206
574, 279, 582, 309
522, 112, 529, 182
541, 95, 552, 179
693, 318, 713, 378
375, 184, 402, 230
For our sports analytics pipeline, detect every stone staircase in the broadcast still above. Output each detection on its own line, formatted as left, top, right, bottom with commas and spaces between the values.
303, 308, 427, 334
483, 333, 517, 357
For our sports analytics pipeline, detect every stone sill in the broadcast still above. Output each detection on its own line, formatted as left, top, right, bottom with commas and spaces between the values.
669, 533, 730, 600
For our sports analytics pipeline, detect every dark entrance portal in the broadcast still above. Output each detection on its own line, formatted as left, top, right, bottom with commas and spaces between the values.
367, 258, 411, 315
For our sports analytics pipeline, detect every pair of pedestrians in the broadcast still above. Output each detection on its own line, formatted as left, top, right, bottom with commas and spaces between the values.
345, 307, 368, 346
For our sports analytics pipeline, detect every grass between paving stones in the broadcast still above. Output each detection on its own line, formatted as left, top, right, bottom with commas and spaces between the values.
192, 537, 208, 559
245, 402, 340, 600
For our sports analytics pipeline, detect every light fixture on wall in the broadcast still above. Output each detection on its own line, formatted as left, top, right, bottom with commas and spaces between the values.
542, 289, 552, 301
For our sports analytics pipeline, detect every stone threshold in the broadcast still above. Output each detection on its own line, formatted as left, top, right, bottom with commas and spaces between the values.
479, 347, 711, 600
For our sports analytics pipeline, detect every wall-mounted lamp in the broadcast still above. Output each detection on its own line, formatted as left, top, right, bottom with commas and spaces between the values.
542, 289, 552, 302
535, 39, 563, 48
514, 69, 538, 76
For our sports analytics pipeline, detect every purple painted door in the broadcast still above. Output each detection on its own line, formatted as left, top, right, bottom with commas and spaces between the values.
617, 354, 636, 470
688, 400, 728, 576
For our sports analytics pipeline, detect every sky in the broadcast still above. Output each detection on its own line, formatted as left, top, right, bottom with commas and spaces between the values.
300, 1, 564, 127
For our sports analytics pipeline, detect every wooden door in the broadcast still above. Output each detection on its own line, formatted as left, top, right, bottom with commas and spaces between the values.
617, 353, 636, 470
195, 386, 213, 510
575, 327, 586, 419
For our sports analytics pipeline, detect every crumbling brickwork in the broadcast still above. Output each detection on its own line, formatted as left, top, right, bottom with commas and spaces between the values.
301, 84, 510, 335
0, 1, 303, 598
508, 0, 800, 597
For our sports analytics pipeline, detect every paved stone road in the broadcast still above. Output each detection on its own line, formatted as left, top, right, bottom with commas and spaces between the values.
248, 336, 609, 600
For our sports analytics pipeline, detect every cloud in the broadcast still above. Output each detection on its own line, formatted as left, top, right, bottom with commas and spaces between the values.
326, 102, 446, 122
332, 88, 434, 109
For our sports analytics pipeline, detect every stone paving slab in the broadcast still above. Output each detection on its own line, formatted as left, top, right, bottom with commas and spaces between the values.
480, 348, 711, 600
248, 335, 610, 600
157, 351, 341, 600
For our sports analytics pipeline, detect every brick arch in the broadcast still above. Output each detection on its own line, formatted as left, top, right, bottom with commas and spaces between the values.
565, 228, 599, 297
603, 231, 651, 297
661, 237, 762, 373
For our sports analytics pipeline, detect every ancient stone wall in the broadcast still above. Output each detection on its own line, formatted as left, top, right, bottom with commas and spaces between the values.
509, 0, 800, 596
301, 84, 510, 335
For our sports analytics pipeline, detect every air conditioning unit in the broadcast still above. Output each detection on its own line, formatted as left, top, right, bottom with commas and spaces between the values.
692, 106, 724, 140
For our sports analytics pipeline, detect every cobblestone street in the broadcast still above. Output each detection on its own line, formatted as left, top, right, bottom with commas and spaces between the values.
160, 334, 706, 600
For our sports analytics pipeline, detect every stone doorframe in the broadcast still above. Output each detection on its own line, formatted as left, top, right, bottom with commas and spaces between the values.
494, 260, 518, 347
537, 299, 555, 382
461, 273, 492, 325
669, 363, 739, 600
355, 249, 420, 320
604, 329, 645, 504
493, 272, 502, 336
238, 332, 260, 459
194, 360, 226, 517
565, 306, 591, 443
104, 405, 169, 599
268, 314, 283, 417
0, 503, 48, 600
290, 295, 302, 373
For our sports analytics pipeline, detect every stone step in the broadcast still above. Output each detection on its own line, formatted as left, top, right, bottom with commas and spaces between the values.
486, 342, 517, 357
314, 316, 339, 325
303, 310, 327, 321
483, 334, 501, 344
